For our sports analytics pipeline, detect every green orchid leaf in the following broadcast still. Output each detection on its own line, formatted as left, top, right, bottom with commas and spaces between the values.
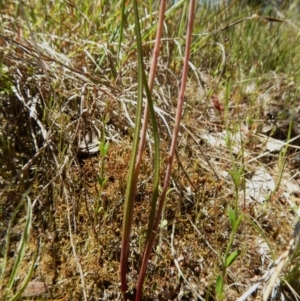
225, 250, 241, 268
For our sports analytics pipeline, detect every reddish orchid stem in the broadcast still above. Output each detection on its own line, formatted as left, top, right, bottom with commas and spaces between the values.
135, 1, 196, 300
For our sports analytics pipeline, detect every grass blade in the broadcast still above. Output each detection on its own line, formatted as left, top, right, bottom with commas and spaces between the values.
3, 196, 32, 300
120, 0, 145, 296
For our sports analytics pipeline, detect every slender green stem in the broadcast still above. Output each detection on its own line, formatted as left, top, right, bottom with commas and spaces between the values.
119, 0, 144, 294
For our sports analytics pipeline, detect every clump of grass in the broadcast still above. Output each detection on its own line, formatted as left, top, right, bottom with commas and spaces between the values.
0, 196, 36, 301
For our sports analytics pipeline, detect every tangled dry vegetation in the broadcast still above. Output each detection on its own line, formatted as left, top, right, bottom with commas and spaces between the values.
1, 2, 300, 301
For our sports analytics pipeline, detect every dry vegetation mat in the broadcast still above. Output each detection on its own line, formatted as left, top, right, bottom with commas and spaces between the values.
1, 1, 300, 300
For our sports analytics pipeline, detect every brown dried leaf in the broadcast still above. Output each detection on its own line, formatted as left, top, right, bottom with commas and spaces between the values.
22, 281, 48, 297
